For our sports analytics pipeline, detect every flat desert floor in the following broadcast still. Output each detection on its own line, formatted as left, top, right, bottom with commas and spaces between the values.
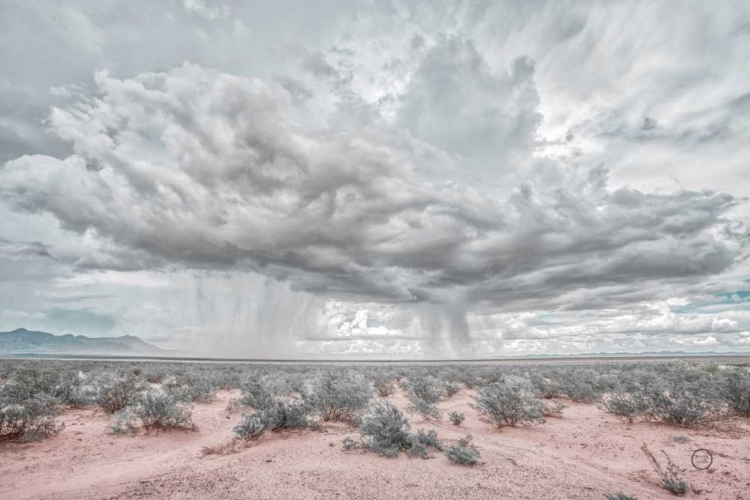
1, 389, 749, 500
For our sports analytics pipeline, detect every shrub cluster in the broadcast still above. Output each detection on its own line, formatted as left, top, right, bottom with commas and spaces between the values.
472, 383, 546, 428
448, 411, 465, 425
234, 400, 312, 442
109, 389, 195, 433
347, 400, 442, 458
445, 435, 480, 465
0, 394, 62, 442
306, 372, 373, 423
96, 375, 143, 414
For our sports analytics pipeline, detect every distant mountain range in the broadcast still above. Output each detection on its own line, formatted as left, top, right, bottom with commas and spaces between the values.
0, 328, 161, 355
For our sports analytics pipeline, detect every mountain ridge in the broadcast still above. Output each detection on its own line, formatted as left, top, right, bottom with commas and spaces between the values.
0, 328, 161, 354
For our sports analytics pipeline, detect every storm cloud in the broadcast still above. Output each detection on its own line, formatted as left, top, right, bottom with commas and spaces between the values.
1, 0, 749, 357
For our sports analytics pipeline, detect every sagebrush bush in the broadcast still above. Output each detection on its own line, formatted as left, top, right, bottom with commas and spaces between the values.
342, 436, 360, 450
307, 372, 373, 423
602, 392, 647, 424
723, 369, 750, 416
96, 375, 143, 414
444, 382, 462, 398
0, 394, 62, 442
644, 386, 714, 427
531, 374, 565, 399
373, 376, 396, 397
406, 428, 443, 459
131, 390, 195, 430
1, 368, 78, 404
472, 383, 546, 428
411, 428, 442, 450
355, 400, 442, 458
164, 374, 219, 403
542, 400, 566, 418
259, 400, 311, 431
445, 435, 480, 465
234, 414, 266, 441
109, 408, 138, 435
408, 376, 444, 404
604, 493, 637, 500
449, 411, 465, 425
359, 400, 413, 457
407, 394, 441, 421
238, 378, 276, 410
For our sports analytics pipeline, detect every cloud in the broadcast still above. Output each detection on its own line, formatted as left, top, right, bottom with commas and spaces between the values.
1, 0, 749, 357
0, 62, 745, 315
398, 36, 541, 178
182, 0, 230, 21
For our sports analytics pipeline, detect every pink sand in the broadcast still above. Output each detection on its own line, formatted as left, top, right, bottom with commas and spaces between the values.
2, 389, 749, 499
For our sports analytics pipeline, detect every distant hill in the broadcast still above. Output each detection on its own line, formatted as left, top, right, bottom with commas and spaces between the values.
0, 328, 161, 355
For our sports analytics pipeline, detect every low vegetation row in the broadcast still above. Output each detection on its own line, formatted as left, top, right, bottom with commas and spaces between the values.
1, 359, 748, 447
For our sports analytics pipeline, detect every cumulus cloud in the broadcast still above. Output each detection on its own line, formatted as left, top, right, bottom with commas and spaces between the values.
1, 63, 744, 314
1, 0, 749, 357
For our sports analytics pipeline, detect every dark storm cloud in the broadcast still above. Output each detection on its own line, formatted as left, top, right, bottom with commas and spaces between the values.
0, 63, 745, 313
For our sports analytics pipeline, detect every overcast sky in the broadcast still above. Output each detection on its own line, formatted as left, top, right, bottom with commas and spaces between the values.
1, 0, 749, 358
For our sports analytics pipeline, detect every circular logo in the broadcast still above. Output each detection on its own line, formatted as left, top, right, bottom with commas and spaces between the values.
691, 449, 713, 470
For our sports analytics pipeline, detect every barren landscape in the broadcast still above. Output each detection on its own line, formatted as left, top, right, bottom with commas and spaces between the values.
2, 359, 750, 499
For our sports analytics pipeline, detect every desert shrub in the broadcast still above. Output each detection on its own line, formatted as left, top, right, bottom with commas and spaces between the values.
702, 362, 720, 374
531, 374, 565, 399
109, 408, 138, 435
411, 428, 442, 450
723, 369, 750, 416
407, 394, 441, 421
238, 378, 276, 410
96, 375, 143, 414
307, 372, 373, 423
562, 378, 598, 403
66, 383, 98, 408
342, 436, 360, 450
234, 414, 266, 441
359, 400, 413, 457
164, 374, 219, 403
2, 368, 80, 404
644, 387, 714, 427
142, 367, 168, 384
355, 400, 442, 459
404, 429, 442, 458
445, 435, 480, 465
472, 383, 546, 428
604, 493, 637, 500
259, 400, 311, 431
542, 400, 566, 418
449, 411, 465, 425
640, 443, 688, 495
373, 376, 396, 397
408, 376, 444, 404
0, 394, 62, 442
131, 390, 195, 430
444, 382, 462, 398
602, 392, 647, 424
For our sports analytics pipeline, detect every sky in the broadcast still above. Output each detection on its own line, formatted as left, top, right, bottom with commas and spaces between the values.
1, 0, 749, 358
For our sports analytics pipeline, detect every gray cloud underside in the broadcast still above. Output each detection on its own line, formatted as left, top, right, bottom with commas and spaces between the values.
0, 63, 745, 313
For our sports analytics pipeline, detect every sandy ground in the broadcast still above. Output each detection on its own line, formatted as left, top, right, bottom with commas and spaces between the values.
2, 389, 749, 500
